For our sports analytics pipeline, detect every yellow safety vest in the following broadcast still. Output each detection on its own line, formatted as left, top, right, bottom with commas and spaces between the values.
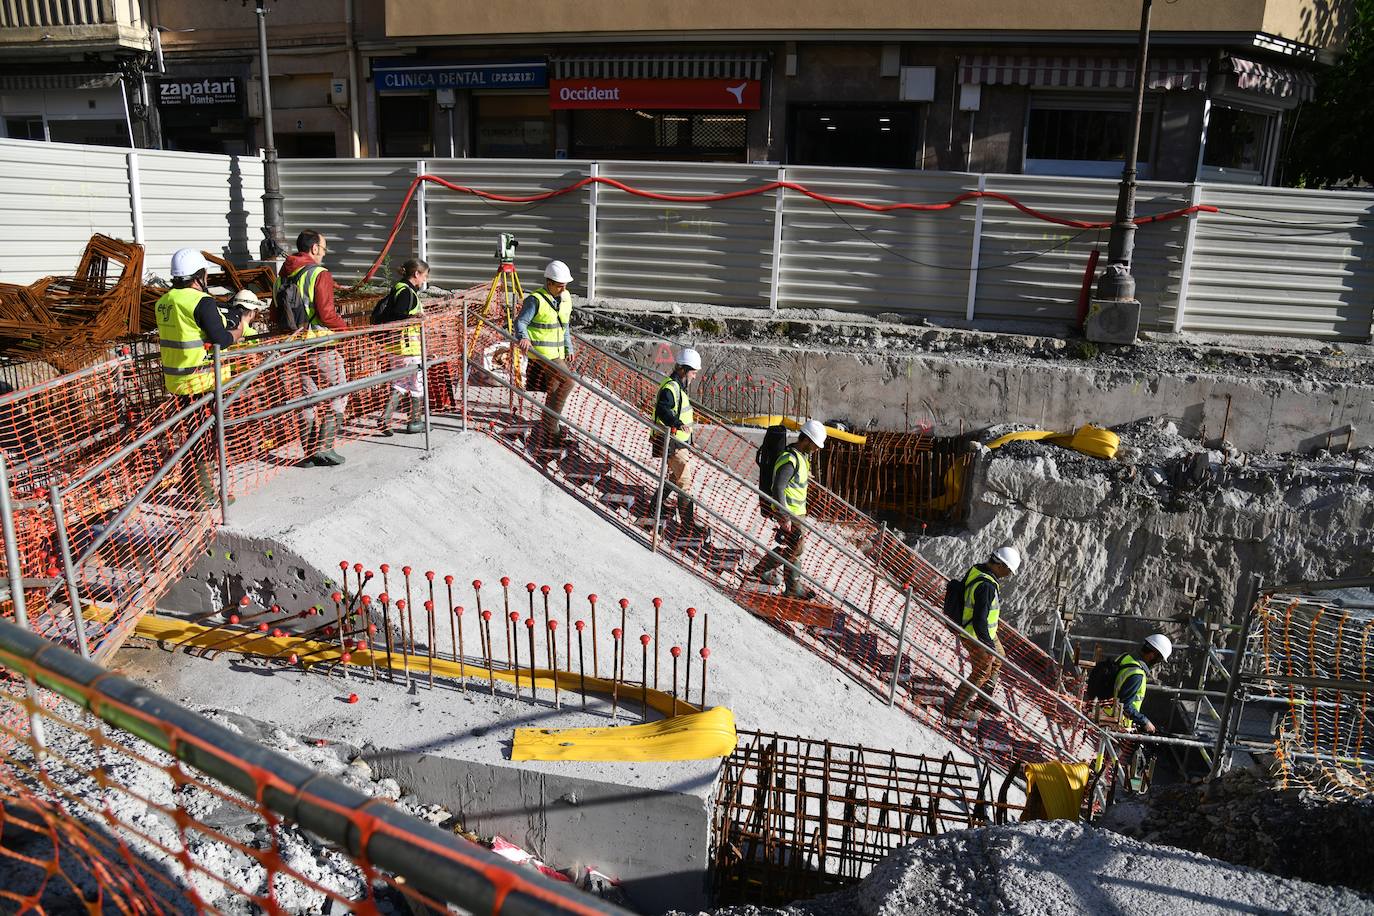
773, 447, 810, 518
382, 281, 423, 357
155, 287, 227, 396
961, 565, 1001, 642
527, 287, 572, 361
656, 376, 694, 444
1113, 653, 1149, 712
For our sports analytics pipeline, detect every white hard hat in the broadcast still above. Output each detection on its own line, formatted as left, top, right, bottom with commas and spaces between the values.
677, 347, 702, 371
800, 419, 827, 448
1144, 634, 1173, 662
544, 260, 573, 284
171, 248, 210, 280
231, 289, 266, 310
991, 545, 1022, 574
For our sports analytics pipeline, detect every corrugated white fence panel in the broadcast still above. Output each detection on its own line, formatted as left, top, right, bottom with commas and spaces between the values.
1187, 184, 1374, 339
779, 167, 975, 317
138, 149, 264, 281
596, 161, 777, 305
977, 174, 1189, 329
424, 159, 592, 292
0, 138, 134, 283
279, 158, 418, 287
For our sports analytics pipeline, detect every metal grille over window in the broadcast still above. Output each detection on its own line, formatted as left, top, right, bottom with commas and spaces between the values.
572, 111, 747, 160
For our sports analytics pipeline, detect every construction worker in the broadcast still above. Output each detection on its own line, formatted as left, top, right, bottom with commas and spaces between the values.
646, 347, 708, 538
1099, 634, 1173, 734
278, 229, 349, 467
154, 248, 245, 504
946, 545, 1021, 721
748, 419, 827, 600
515, 260, 575, 448
375, 258, 430, 436
223, 289, 268, 341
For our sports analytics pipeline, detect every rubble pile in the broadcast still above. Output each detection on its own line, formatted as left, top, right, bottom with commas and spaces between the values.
1104, 768, 1374, 894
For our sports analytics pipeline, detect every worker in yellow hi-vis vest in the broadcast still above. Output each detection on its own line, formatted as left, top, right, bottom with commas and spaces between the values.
154, 248, 245, 505
643, 347, 708, 539
515, 260, 576, 449
746, 419, 827, 601
946, 545, 1021, 721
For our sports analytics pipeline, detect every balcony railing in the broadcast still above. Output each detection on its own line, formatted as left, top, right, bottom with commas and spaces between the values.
0, 0, 112, 29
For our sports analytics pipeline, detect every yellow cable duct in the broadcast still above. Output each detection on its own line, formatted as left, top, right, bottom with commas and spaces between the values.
734, 415, 868, 445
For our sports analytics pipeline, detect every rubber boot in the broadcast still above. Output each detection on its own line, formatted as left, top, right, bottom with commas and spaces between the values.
314, 412, 347, 466
782, 567, 816, 602
403, 394, 425, 434
377, 388, 403, 438
296, 418, 321, 467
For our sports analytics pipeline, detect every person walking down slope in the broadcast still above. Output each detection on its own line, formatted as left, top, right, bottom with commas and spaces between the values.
1088, 634, 1172, 735
374, 258, 430, 437
946, 545, 1021, 721
515, 260, 576, 449
154, 248, 245, 505
746, 419, 827, 600
277, 229, 349, 467
645, 347, 709, 539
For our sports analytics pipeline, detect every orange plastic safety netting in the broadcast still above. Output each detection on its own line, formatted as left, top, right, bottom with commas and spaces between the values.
0, 623, 624, 916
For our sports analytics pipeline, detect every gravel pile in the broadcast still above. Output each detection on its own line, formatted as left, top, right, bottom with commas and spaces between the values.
690, 821, 1374, 916
1102, 768, 1374, 895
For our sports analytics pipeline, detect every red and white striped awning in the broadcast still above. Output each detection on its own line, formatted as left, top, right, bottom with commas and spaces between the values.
959, 55, 1209, 91
1224, 56, 1317, 101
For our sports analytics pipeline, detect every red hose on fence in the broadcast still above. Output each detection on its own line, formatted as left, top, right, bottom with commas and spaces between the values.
357, 173, 1219, 285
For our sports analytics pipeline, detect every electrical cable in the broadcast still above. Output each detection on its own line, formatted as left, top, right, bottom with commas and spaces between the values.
351, 173, 1219, 287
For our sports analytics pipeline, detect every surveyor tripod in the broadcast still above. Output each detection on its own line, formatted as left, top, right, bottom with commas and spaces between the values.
468, 246, 527, 388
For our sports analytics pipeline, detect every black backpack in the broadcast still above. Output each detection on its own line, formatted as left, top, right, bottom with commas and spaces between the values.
370, 283, 415, 326
942, 575, 965, 626
756, 425, 790, 513
1086, 654, 1123, 701
276, 265, 321, 331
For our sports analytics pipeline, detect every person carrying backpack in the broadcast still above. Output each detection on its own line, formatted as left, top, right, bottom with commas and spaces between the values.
373, 258, 429, 436
745, 419, 827, 600
946, 545, 1021, 721
276, 229, 349, 467
1085, 634, 1172, 734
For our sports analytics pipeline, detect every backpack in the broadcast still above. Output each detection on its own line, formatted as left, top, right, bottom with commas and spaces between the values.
942, 576, 965, 627
276, 265, 321, 331
756, 425, 790, 514
1085, 654, 1122, 702
370, 283, 415, 326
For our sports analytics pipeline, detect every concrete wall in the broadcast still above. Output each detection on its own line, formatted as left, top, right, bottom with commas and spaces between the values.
597, 335, 1374, 455
366, 747, 713, 915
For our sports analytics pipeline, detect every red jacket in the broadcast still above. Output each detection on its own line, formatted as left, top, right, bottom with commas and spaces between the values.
280, 253, 347, 332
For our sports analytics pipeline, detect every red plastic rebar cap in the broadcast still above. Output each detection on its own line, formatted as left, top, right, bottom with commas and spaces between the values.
509, 611, 519, 621
540, 584, 550, 595
612, 627, 623, 639
482, 610, 493, 620
339, 561, 349, 570
588, 594, 598, 603
563, 583, 574, 593
652, 597, 662, 608
424, 600, 434, 611
700, 648, 711, 658
257, 622, 269, 632
379, 592, 390, 603
353, 563, 363, 574
341, 652, 352, 664
618, 598, 629, 609
444, 575, 454, 585
238, 596, 250, 607
380, 563, 390, 573
288, 653, 298, 664
525, 618, 534, 629
575, 620, 585, 631
347, 693, 359, 704
473, 579, 482, 589
525, 582, 535, 592
331, 592, 342, 603
273, 628, 285, 638
229, 614, 240, 625
670, 646, 681, 658
687, 607, 697, 618
361, 595, 372, 606
363, 570, 374, 580
454, 605, 464, 616
500, 576, 510, 587
548, 620, 558, 631
402, 566, 412, 575
640, 634, 651, 645
425, 570, 435, 580
395, 600, 406, 610
324, 625, 335, 636
367, 623, 378, 633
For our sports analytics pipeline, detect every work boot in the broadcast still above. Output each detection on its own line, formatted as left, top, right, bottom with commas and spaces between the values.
677, 498, 710, 540
782, 570, 816, 602
296, 418, 321, 467
746, 560, 783, 586
376, 389, 403, 437
314, 412, 347, 466
403, 394, 425, 434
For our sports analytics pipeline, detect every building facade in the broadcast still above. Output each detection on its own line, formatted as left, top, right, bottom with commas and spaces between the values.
0, 1, 1349, 185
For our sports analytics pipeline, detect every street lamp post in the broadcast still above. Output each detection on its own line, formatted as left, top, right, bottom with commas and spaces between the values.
254, 0, 285, 261
1095, 0, 1153, 306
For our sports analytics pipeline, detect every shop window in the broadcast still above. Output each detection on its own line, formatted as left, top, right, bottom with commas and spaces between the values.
1201, 106, 1272, 183
475, 94, 552, 158
45, 119, 128, 147
4, 117, 44, 141
277, 133, 337, 158
1024, 94, 1157, 178
379, 94, 433, 158
571, 110, 746, 162
790, 106, 919, 169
